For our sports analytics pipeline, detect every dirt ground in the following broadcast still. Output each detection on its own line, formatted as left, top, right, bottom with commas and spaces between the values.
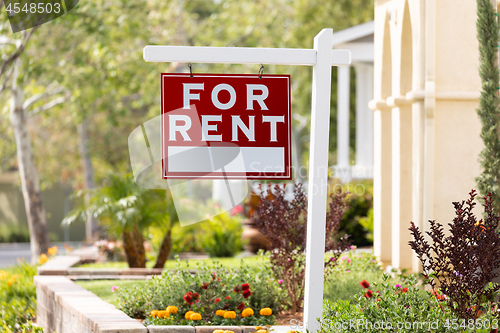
275, 310, 304, 326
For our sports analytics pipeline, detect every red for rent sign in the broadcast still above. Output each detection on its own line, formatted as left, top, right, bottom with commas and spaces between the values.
161, 73, 291, 180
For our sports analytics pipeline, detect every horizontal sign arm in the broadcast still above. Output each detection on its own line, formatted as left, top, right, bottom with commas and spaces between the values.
144, 46, 351, 67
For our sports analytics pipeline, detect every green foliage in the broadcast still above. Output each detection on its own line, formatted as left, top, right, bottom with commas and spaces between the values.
0, 261, 39, 333
476, 0, 500, 211
116, 255, 285, 324
170, 223, 205, 255
0, 224, 30, 243
323, 251, 384, 303
321, 274, 500, 332
199, 211, 243, 258
330, 180, 374, 246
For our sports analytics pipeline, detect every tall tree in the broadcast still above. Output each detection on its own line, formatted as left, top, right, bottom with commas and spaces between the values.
8, 58, 69, 261
476, 0, 500, 211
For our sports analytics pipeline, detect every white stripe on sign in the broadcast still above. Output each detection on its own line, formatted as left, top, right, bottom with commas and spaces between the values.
167, 146, 285, 173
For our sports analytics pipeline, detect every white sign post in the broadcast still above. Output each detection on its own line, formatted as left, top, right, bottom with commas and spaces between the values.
144, 29, 351, 332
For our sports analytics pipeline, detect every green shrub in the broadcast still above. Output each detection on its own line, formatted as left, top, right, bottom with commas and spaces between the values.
0, 224, 30, 243
199, 211, 243, 258
169, 223, 205, 255
117, 255, 285, 325
0, 260, 40, 333
321, 274, 500, 332
327, 180, 373, 246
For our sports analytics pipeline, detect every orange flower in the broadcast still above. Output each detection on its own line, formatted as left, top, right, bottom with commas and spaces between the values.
47, 246, 58, 256
215, 310, 226, 317
242, 308, 254, 318
185, 311, 195, 320
224, 311, 237, 319
38, 254, 48, 265
166, 306, 178, 314
259, 308, 272, 316
190, 312, 202, 320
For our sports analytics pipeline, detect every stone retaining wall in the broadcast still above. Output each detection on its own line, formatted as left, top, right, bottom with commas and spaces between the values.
35, 276, 147, 333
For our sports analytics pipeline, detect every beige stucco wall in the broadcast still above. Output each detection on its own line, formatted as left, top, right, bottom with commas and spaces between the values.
372, 0, 485, 271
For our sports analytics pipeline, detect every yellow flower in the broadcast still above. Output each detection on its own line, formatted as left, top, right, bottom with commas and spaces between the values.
223, 331, 235, 333
190, 312, 202, 320
256, 330, 267, 333
166, 306, 178, 314
255, 327, 263, 330
212, 330, 224, 333
259, 308, 272, 316
47, 246, 58, 256
185, 311, 195, 320
158, 310, 169, 318
287, 331, 299, 333
215, 309, 226, 317
0, 270, 8, 280
7, 275, 18, 287
39, 254, 48, 265
223, 311, 237, 319
150, 310, 159, 318
241, 308, 254, 318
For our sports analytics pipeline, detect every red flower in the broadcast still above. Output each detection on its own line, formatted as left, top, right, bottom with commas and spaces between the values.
237, 302, 245, 311
241, 283, 250, 291
192, 292, 199, 300
431, 289, 446, 301
360, 280, 370, 289
231, 205, 244, 216
225, 296, 231, 300
402, 288, 408, 293
364, 290, 373, 298
202, 283, 209, 290
234, 285, 241, 293
184, 294, 192, 304
242, 290, 252, 298
376, 298, 381, 302
214, 298, 221, 304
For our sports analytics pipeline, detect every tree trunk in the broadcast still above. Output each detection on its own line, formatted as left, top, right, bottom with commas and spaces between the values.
122, 229, 139, 268
132, 224, 146, 268
9, 59, 50, 263
77, 118, 97, 243
154, 229, 172, 269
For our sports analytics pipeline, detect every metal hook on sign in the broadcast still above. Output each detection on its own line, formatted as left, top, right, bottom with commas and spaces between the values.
188, 63, 193, 78
258, 64, 264, 79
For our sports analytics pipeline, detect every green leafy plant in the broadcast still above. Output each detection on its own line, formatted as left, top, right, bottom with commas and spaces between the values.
199, 210, 243, 258
321, 274, 500, 333
63, 173, 177, 268
0, 260, 39, 333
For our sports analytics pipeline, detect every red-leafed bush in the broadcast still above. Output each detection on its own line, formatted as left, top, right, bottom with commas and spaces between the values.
409, 189, 500, 320
251, 183, 350, 313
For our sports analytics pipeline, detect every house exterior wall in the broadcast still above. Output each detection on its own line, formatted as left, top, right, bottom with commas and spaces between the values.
372, 0, 485, 271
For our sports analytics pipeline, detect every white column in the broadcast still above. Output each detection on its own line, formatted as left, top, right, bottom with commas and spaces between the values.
303, 29, 334, 333
354, 63, 374, 178
337, 65, 351, 182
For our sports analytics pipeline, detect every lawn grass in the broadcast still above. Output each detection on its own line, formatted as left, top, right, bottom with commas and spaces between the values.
75, 280, 148, 307
76, 250, 393, 307
77, 255, 267, 270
